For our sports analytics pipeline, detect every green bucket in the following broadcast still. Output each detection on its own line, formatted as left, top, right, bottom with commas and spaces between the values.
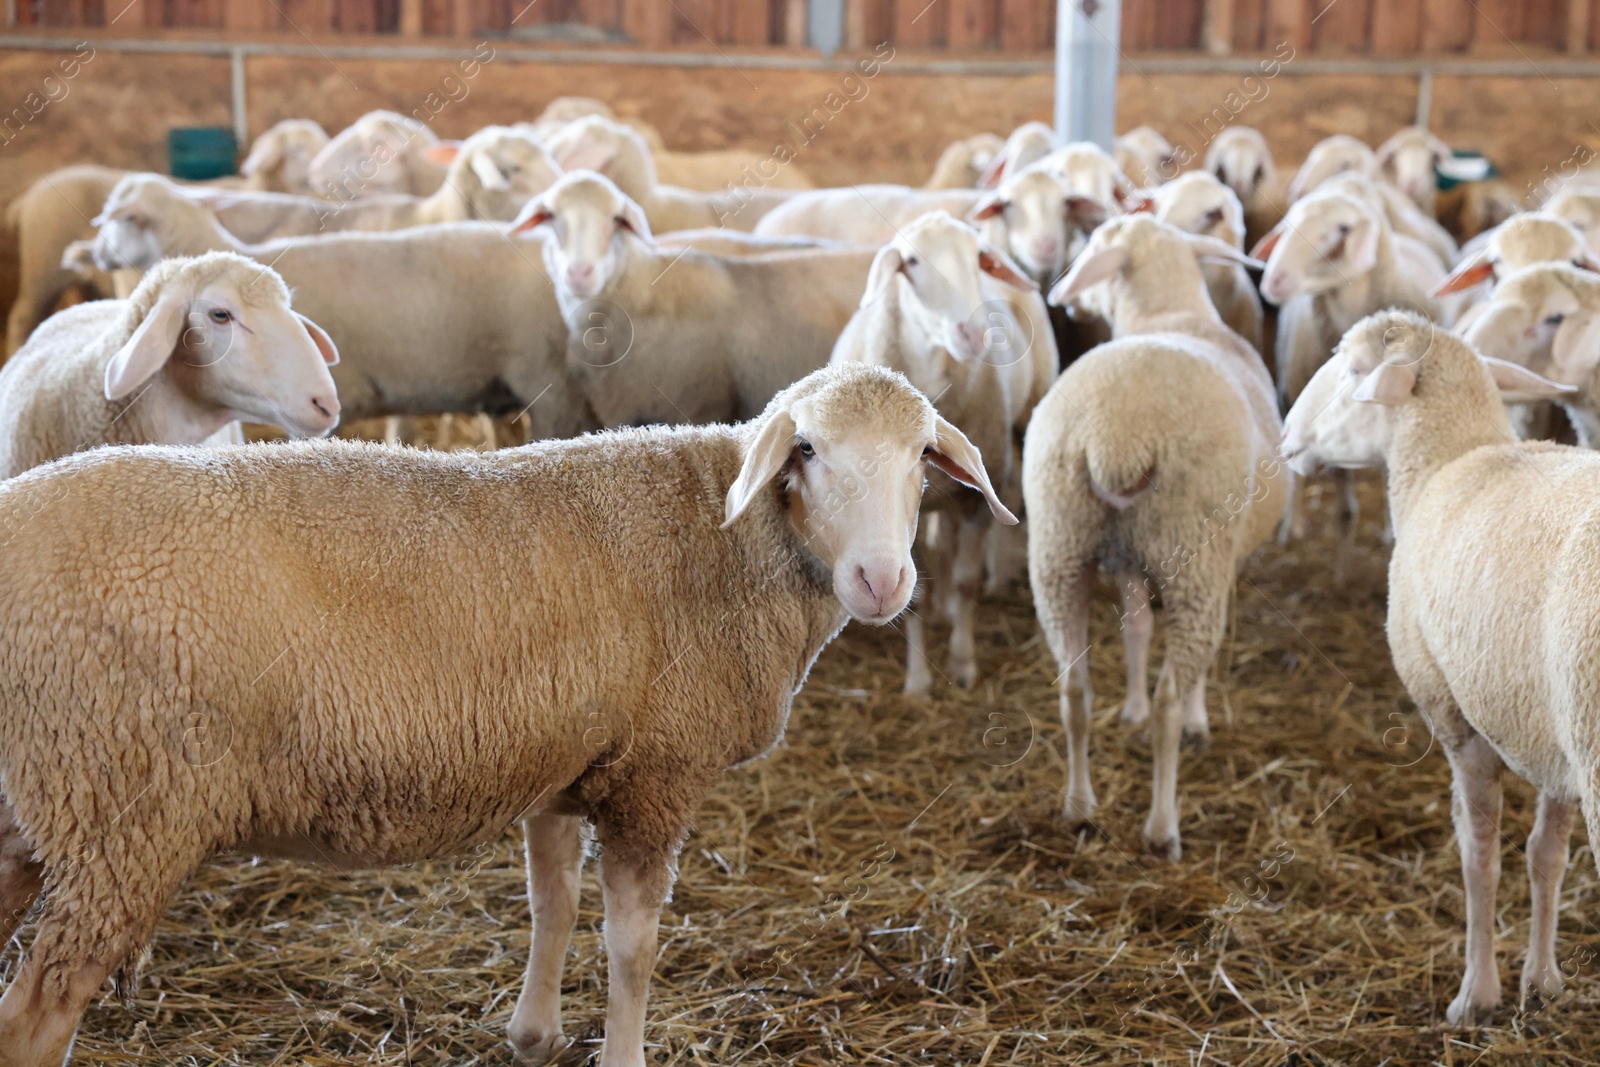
169, 126, 238, 181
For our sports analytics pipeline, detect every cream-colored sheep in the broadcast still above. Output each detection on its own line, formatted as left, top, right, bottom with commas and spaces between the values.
308, 109, 447, 199
1375, 126, 1452, 217
1151, 171, 1265, 352
1204, 125, 1285, 248
977, 121, 1057, 188
0, 252, 340, 479
1114, 125, 1176, 189
513, 171, 876, 426
237, 118, 329, 194
540, 116, 789, 232
924, 133, 1006, 189
752, 183, 980, 244
0, 361, 1014, 1067
1541, 184, 1600, 253
1285, 139, 1457, 264
1462, 263, 1600, 446
1439, 213, 1596, 298
1281, 309, 1586, 1027
828, 211, 1040, 693
1030, 215, 1286, 860
1286, 134, 1375, 202
89, 183, 592, 438
1030, 141, 1140, 212
969, 168, 1109, 287
653, 229, 868, 256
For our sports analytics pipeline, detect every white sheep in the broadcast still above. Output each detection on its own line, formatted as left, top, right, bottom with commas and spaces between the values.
751, 182, 981, 245
1462, 262, 1600, 446
1286, 134, 1376, 202
1029, 142, 1141, 212
1150, 171, 1265, 352
1438, 213, 1596, 298
924, 132, 1006, 189
1114, 125, 1176, 189
88, 179, 593, 439
1030, 215, 1286, 860
0, 360, 1014, 1067
540, 116, 788, 232
237, 118, 330, 194
1204, 125, 1285, 249
977, 121, 1057, 188
0, 252, 340, 479
1541, 184, 1600, 254
828, 211, 1042, 693
1285, 138, 1457, 264
1280, 309, 1585, 1026
1375, 126, 1452, 217
969, 168, 1109, 288
512, 171, 877, 426
308, 109, 447, 199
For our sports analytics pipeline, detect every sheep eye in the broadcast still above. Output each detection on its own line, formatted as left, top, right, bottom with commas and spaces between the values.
209, 308, 231, 324
1545, 313, 1566, 327
797, 440, 815, 458
921, 445, 933, 458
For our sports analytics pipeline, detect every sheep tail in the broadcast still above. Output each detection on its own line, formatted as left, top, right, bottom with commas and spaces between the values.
1085, 443, 1156, 512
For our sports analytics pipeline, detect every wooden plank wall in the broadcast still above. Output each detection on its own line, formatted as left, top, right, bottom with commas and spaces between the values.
9, 0, 1600, 55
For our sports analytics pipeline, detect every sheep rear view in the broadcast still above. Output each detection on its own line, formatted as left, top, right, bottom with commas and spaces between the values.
0, 362, 1015, 1067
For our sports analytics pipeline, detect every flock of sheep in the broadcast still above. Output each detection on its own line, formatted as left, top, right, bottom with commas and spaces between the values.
0, 96, 1599, 1064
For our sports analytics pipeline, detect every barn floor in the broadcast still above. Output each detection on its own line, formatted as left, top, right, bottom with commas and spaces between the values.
21, 473, 1600, 1066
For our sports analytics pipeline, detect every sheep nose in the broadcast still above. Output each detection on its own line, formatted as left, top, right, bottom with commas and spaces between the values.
310, 394, 340, 428
957, 321, 985, 354
855, 561, 910, 615
1031, 237, 1059, 262
567, 263, 595, 288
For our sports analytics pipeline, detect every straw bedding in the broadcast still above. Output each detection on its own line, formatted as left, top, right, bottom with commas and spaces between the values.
17, 438, 1600, 1065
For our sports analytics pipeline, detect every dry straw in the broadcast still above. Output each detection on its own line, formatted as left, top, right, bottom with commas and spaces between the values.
17, 436, 1599, 1065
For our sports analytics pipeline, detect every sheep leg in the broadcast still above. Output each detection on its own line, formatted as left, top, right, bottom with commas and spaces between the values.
1277, 472, 1300, 545
598, 851, 670, 1067
0, 933, 112, 1067
0, 799, 41, 948
1444, 730, 1506, 1027
1117, 574, 1152, 729
1181, 665, 1211, 747
1521, 792, 1575, 1008
983, 520, 1027, 597
1050, 564, 1096, 828
508, 814, 586, 1064
946, 515, 987, 689
1144, 587, 1227, 862
902, 609, 934, 697
1333, 470, 1360, 582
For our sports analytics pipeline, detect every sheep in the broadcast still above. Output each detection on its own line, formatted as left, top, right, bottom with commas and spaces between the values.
1285, 138, 1458, 264
539, 116, 788, 232
88, 179, 593, 439
969, 168, 1109, 288
1438, 213, 1596, 299
977, 120, 1057, 188
513, 171, 877, 427
1150, 171, 1265, 352
827, 211, 1043, 693
1114, 125, 1176, 189
752, 183, 981, 245
1286, 134, 1376, 202
1030, 142, 1141, 211
1028, 214, 1286, 860
653, 229, 868, 257
1204, 125, 1285, 248
924, 133, 1006, 189
1375, 126, 1452, 217
1461, 263, 1600, 446
308, 109, 447, 199
1280, 308, 1586, 1026
1542, 184, 1600, 253
0, 252, 340, 479
0, 360, 1016, 1067
237, 118, 329, 194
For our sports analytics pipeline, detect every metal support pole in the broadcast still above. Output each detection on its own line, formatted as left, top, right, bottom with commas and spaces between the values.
809, 0, 842, 59
230, 46, 248, 151
1054, 0, 1121, 149
1414, 66, 1433, 129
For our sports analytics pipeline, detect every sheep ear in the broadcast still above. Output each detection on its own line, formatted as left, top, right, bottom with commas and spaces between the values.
1337, 217, 1380, 274
469, 151, 510, 191
1552, 310, 1600, 376
977, 244, 1034, 290
616, 197, 653, 241
723, 409, 797, 528
425, 141, 462, 165
1249, 225, 1284, 261
1434, 253, 1494, 295
1064, 194, 1108, 233
1351, 361, 1417, 405
510, 199, 554, 234
1123, 193, 1155, 214
969, 194, 1007, 221
1482, 356, 1577, 401
552, 135, 617, 174
105, 291, 185, 400
297, 312, 339, 366
239, 139, 282, 177
929, 414, 1018, 525
977, 150, 1010, 190
1185, 232, 1263, 269
860, 244, 906, 307
1046, 245, 1127, 305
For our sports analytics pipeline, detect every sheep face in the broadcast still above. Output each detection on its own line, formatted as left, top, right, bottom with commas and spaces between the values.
1463, 265, 1600, 382
864, 213, 1033, 362
1206, 127, 1272, 201
513, 172, 651, 304
110, 263, 342, 437
1288, 136, 1373, 202
1153, 173, 1247, 249
241, 119, 329, 195
971, 171, 1105, 287
725, 365, 1016, 624
91, 176, 178, 271
453, 131, 563, 220
309, 111, 437, 199
1545, 189, 1600, 254
1257, 193, 1382, 305
1115, 126, 1175, 189
1377, 128, 1449, 210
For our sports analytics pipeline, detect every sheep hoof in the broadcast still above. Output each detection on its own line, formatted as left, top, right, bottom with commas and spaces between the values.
951, 659, 977, 688
903, 673, 933, 699
1180, 724, 1211, 750
1142, 828, 1182, 863
508, 1030, 570, 1064
1521, 965, 1564, 1012
1120, 699, 1150, 728
1063, 794, 1098, 830
1446, 986, 1500, 1028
